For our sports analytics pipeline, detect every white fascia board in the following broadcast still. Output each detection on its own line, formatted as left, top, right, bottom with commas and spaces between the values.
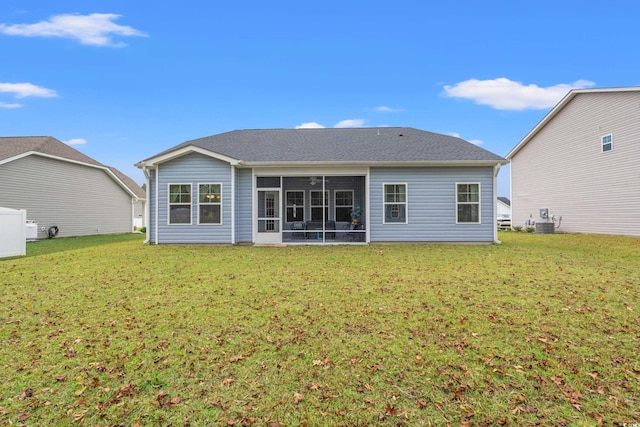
506, 86, 640, 159
246, 160, 507, 169
136, 146, 242, 168
1, 151, 140, 199
252, 165, 369, 176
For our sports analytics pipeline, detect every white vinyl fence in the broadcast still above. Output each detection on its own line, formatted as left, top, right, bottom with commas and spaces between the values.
0, 207, 26, 258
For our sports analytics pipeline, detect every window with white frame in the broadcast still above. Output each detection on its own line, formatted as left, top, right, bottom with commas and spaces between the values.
383, 183, 407, 223
310, 190, 329, 221
335, 190, 354, 222
198, 183, 222, 224
456, 183, 480, 223
169, 184, 192, 224
601, 134, 613, 152
286, 191, 304, 222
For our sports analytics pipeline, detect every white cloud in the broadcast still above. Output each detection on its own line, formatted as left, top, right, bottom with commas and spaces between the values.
443, 78, 596, 110
375, 106, 403, 112
450, 132, 483, 146
0, 82, 58, 98
0, 102, 23, 109
295, 122, 325, 129
65, 138, 87, 146
334, 119, 366, 128
0, 13, 148, 47
295, 119, 368, 129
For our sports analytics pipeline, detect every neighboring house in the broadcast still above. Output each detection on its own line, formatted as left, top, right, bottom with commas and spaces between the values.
497, 197, 511, 217
0, 136, 146, 239
136, 127, 507, 245
506, 87, 640, 236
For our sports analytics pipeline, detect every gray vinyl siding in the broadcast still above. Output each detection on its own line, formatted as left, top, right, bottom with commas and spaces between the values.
510, 91, 640, 236
0, 156, 132, 238
369, 167, 495, 242
156, 152, 233, 243
235, 168, 253, 243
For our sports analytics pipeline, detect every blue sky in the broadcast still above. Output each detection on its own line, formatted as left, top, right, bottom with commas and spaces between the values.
2, 1, 639, 197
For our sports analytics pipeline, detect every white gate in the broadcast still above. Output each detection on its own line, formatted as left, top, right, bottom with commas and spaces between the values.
0, 207, 26, 258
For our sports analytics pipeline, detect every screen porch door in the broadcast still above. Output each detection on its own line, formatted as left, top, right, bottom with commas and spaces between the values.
256, 189, 281, 244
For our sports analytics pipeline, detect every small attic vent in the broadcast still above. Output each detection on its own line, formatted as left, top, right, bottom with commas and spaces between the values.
398, 134, 404, 137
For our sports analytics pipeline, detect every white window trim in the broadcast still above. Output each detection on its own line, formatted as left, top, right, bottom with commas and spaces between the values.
455, 182, 481, 224
334, 189, 354, 222
168, 183, 192, 225
601, 133, 613, 152
310, 190, 329, 221
285, 190, 305, 223
197, 183, 223, 225
383, 183, 408, 225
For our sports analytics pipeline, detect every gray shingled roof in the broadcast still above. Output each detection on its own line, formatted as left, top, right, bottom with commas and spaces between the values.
0, 136, 103, 166
498, 197, 511, 206
141, 127, 506, 164
1, 136, 145, 199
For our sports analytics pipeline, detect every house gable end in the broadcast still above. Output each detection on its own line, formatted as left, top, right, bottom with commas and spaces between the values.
137, 145, 241, 168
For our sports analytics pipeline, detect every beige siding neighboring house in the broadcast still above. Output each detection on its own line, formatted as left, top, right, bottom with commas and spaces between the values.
0, 136, 146, 239
506, 87, 640, 236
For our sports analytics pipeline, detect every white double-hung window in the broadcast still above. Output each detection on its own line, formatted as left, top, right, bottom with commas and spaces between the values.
286, 191, 304, 222
310, 190, 329, 221
335, 190, 354, 222
198, 183, 222, 224
383, 183, 407, 224
168, 184, 192, 224
456, 183, 480, 223
601, 134, 613, 152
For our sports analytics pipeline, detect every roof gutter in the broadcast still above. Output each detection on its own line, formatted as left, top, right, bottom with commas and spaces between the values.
241, 159, 508, 168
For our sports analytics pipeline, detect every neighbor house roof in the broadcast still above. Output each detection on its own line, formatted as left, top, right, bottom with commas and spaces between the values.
506, 86, 640, 159
498, 197, 510, 206
137, 127, 507, 167
0, 136, 145, 200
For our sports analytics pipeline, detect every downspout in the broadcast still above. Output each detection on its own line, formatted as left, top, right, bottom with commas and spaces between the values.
365, 167, 370, 243
142, 166, 151, 244
155, 165, 159, 245
493, 164, 501, 244
231, 165, 236, 244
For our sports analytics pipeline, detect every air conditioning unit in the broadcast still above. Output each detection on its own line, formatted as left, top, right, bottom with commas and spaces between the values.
26, 220, 38, 241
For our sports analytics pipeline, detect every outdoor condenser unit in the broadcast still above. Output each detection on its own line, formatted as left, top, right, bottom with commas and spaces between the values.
25, 220, 38, 241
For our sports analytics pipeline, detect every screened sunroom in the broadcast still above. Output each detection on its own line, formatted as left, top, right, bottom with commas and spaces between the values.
255, 175, 367, 245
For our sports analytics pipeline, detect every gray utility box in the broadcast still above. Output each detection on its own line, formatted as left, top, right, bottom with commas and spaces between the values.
535, 222, 555, 234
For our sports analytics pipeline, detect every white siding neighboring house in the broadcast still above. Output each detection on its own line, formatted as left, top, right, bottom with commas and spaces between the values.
0, 136, 146, 239
497, 197, 511, 217
506, 87, 640, 236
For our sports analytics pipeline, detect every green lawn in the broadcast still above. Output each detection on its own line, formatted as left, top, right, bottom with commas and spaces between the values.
1, 233, 639, 426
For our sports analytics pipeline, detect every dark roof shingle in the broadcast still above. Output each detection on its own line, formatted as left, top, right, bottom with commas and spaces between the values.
142, 127, 506, 164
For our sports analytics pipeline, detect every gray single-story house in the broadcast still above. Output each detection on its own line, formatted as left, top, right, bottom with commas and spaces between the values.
0, 136, 146, 239
135, 127, 507, 245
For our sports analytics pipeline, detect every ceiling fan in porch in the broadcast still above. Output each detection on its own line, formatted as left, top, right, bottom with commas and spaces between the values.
308, 176, 329, 185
